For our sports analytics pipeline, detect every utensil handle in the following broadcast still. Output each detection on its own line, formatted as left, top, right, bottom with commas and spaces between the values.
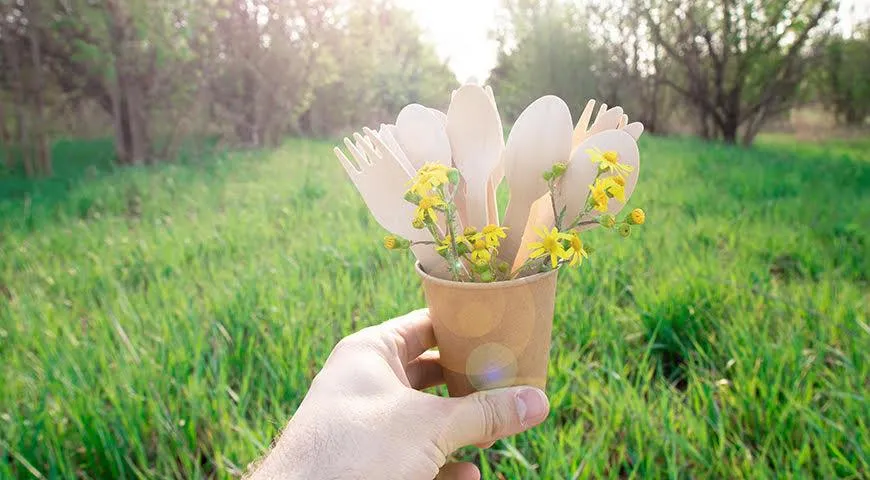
486, 179, 498, 225
464, 185, 489, 229
411, 244, 449, 277
499, 197, 531, 265
511, 194, 555, 273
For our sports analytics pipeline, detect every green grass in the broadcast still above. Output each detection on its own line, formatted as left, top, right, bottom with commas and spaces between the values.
1, 134, 869, 478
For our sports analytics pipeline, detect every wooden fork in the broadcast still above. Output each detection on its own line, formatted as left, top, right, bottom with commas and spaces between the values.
335, 128, 444, 272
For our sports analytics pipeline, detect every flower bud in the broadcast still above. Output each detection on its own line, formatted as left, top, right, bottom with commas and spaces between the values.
628, 208, 645, 225
412, 217, 425, 229
463, 226, 478, 237
456, 241, 470, 255
542, 171, 554, 181
599, 214, 617, 228
383, 235, 409, 250
447, 168, 460, 185
404, 190, 421, 205
479, 270, 494, 282
551, 162, 568, 179
618, 223, 631, 238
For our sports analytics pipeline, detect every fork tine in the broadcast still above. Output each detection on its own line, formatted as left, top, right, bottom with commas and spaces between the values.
365, 127, 405, 168
595, 103, 608, 124
618, 114, 628, 129
354, 132, 379, 163
344, 136, 368, 169
624, 122, 645, 140
573, 99, 596, 147
334, 146, 361, 176
577, 99, 595, 132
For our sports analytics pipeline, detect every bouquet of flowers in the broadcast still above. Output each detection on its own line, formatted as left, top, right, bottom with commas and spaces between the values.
336, 85, 646, 396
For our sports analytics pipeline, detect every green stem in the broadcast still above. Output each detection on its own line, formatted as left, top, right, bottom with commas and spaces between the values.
441, 185, 467, 281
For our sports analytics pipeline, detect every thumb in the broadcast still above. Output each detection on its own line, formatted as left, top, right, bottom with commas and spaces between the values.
439, 387, 549, 451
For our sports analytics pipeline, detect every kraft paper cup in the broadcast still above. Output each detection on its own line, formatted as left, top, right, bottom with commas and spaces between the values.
415, 262, 558, 397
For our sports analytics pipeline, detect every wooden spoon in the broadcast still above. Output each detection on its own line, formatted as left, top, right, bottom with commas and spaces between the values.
446, 85, 504, 228
428, 108, 447, 128
498, 95, 573, 265
396, 104, 452, 168
511, 129, 640, 270
484, 85, 504, 225
557, 129, 640, 224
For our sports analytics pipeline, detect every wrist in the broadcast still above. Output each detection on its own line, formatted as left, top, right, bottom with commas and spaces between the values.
248, 421, 323, 480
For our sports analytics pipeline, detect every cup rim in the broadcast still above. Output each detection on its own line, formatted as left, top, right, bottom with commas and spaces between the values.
415, 261, 558, 290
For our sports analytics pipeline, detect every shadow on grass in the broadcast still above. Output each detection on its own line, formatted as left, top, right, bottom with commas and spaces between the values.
639, 280, 726, 390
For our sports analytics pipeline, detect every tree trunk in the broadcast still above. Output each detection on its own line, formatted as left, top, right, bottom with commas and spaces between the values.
0, 5, 10, 169
235, 71, 258, 145
106, 0, 151, 166
721, 125, 737, 144
697, 107, 712, 139
0, 95, 10, 169
742, 113, 765, 147
110, 79, 130, 165
28, 3, 52, 177
126, 80, 149, 165
4, 27, 34, 177
720, 112, 739, 144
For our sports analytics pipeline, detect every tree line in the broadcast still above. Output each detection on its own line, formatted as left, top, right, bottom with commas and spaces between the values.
0, 0, 457, 176
490, 0, 866, 146
1, 0, 868, 178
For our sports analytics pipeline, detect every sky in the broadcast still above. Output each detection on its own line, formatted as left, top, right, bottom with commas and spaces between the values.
395, 0, 501, 83
397, 0, 870, 83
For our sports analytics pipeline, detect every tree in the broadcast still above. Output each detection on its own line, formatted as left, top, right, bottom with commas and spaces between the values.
489, 0, 599, 123
586, 0, 675, 133
818, 22, 870, 125
302, 0, 457, 135
640, 0, 838, 145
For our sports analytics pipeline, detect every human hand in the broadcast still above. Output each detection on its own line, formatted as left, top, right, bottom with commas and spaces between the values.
248, 309, 550, 480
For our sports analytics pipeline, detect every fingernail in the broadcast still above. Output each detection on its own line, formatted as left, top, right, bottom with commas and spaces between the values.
515, 388, 549, 426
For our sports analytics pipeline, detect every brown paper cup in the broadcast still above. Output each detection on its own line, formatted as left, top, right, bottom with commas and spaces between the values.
416, 262, 558, 397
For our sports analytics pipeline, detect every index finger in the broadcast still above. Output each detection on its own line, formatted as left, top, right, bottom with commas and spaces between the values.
379, 308, 437, 363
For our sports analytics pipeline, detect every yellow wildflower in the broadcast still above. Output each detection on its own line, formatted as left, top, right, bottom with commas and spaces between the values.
470, 237, 492, 266
408, 163, 451, 196
528, 226, 571, 269
566, 232, 589, 267
629, 208, 645, 225
604, 176, 626, 203
587, 147, 634, 176
588, 178, 610, 213
414, 195, 445, 224
477, 224, 508, 249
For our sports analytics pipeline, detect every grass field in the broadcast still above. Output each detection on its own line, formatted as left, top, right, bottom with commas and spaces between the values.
1, 134, 869, 478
